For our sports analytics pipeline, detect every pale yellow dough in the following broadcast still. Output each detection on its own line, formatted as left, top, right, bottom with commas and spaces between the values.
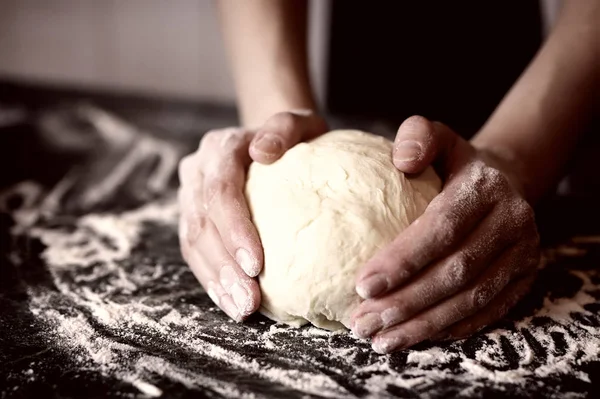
245, 130, 441, 330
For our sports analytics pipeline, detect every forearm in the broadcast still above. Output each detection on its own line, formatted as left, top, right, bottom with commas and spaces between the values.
472, 0, 600, 204
217, 0, 316, 127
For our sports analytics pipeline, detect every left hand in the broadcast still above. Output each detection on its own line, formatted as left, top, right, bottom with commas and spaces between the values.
351, 116, 541, 354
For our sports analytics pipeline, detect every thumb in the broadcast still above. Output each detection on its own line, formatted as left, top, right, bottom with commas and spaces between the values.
392, 115, 458, 174
249, 110, 328, 164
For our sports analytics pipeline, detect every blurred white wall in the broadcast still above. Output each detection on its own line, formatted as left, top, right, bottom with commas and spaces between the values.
0, 0, 330, 105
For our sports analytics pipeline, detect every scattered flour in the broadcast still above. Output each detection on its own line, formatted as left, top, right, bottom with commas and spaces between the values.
6, 184, 600, 398
128, 379, 163, 398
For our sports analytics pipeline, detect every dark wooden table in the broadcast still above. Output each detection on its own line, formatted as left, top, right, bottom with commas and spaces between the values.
1, 81, 599, 398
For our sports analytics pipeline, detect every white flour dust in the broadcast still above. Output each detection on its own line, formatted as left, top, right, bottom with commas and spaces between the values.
8, 187, 600, 398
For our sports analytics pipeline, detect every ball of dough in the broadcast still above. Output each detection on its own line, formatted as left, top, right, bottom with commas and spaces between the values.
245, 130, 441, 330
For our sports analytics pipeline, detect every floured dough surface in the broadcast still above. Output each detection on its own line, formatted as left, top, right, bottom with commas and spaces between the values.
245, 130, 441, 330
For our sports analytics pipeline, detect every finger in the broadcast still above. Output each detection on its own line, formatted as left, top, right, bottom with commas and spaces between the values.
352, 204, 514, 338
356, 160, 502, 300
392, 116, 440, 173
200, 130, 264, 277
430, 121, 475, 176
179, 206, 261, 321
179, 211, 239, 321
249, 110, 328, 164
370, 242, 536, 353
179, 152, 261, 320
178, 185, 237, 319
200, 130, 251, 211
392, 116, 463, 174
181, 237, 239, 321
204, 179, 263, 277
434, 272, 537, 342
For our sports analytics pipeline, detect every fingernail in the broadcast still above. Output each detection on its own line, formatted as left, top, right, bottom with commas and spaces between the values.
230, 282, 252, 316
353, 313, 383, 338
236, 248, 260, 277
372, 336, 405, 354
253, 134, 283, 155
220, 295, 241, 322
394, 140, 422, 163
206, 281, 220, 306
356, 274, 388, 299
219, 265, 254, 317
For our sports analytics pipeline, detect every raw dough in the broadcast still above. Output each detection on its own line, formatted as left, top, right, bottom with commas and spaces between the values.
245, 130, 441, 330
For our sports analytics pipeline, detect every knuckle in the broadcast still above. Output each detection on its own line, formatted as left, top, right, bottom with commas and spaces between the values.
202, 128, 246, 151
267, 112, 299, 133
446, 253, 471, 287
395, 256, 419, 279
469, 161, 488, 187
469, 163, 510, 200
214, 179, 235, 197
178, 154, 196, 182
509, 198, 535, 231
221, 129, 245, 148
186, 214, 208, 246
432, 226, 453, 248
433, 211, 460, 246
206, 179, 235, 207
384, 302, 410, 326
514, 197, 534, 218
470, 283, 495, 310
207, 155, 237, 183
484, 166, 507, 190
412, 318, 436, 336
200, 130, 220, 148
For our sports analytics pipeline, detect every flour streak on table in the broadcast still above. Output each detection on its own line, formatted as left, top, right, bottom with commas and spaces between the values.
0, 97, 599, 398
2, 184, 600, 398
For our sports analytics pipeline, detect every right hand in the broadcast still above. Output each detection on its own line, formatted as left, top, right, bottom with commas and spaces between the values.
178, 110, 328, 321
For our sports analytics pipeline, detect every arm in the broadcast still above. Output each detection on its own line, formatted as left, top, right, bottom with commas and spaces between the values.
352, 1, 600, 353
178, 1, 327, 324
217, 0, 317, 127
472, 0, 600, 204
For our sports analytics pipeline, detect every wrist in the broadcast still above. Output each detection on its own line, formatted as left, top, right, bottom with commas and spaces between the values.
472, 142, 533, 204
238, 62, 317, 128
241, 94, 317, 129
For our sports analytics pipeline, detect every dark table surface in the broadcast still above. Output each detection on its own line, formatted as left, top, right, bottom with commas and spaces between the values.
1, 81, 599, 399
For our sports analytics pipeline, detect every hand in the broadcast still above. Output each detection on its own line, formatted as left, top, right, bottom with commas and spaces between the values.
178, 110, 328, 321
351, 116, 541, 353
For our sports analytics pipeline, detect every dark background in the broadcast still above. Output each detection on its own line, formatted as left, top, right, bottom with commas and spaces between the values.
327, 0, 543, 138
